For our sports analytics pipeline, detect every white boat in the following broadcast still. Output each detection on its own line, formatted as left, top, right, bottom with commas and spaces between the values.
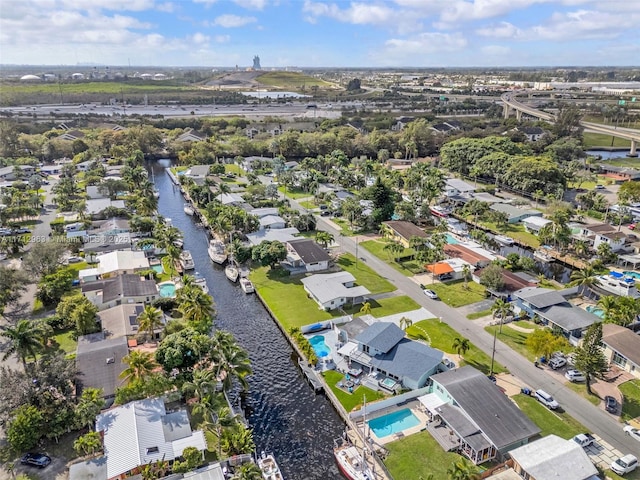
179, 250, 195, 271
258, 452, 283, 480
533, 249, 554, 263
334, 443, 374, 480
173, 239, 184, 249
152, 187, 160, 198
192, 272, 209, 294
429, 205, 451, 218
183, 203, 195, 216
225, 264, 239, 283
207, 240, 227, 264
595, 272, 640, 298
240, 277, 255, 294
494, 235, 515, 246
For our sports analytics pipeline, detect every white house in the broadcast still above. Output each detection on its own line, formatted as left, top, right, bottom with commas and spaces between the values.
85, 198, 126, 216
301, 272, 370, 310
259, 215, 286, 230
575, 222, 627, 252
445, 178, 476, 198
522, 216, 551, 234
96, 397, 207, 480
82, 274, 159, 310
285, 238, 331, 272
90, 250, 149, 277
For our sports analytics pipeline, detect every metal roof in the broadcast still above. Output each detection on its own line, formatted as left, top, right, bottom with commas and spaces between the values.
301, 272, 370, 305
539, 304, 600, 332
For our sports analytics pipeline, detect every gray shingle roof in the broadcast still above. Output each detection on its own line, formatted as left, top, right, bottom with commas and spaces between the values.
540, 304, 600, 332
602, 323, 640, 367
98, 304, 145, 338
431, 366, 540, 450
383, 220, 428, 240
514, 287, 567, 308
102, 274, 158, 303
370, 338, 443, 383
288, 238, 331, 264
355, 322, 405, 354
76, 333, 128, 398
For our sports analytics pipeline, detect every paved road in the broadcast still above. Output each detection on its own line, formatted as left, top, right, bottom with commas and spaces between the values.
276, 189, 640, 459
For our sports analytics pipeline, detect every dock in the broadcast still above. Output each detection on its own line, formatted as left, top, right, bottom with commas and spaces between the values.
297, 359, 324, 393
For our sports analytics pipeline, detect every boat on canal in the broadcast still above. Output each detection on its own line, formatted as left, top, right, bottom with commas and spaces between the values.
429, 205, 451, 218
240, 277, 255, 294
258, 452, 284, 480
179, 250, 195, 271
208, 239, 228, 264
333, 441, 374, 480
595, 271, 640, 298
183, 203, 195, 216
533, 248, 554, 263
494, 235, 515, 246
192, 272, 209, 294
225, 263, 239, 282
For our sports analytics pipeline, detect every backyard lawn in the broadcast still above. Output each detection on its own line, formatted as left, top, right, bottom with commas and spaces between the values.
427, 280, 487, 308
472, 221, 541, 249
360, 239, 421, 276
38, 328, 78, 359
484, 323, 540, 362
619, 379, 640, 422
407, 319, 506, 374
337, 254, 396, 295
322, 370, 385, 412
347, 296, 421, 319
385, 431, 465, 480
466, 308, 492, 320
278, 186, 311, 199
513, 393, 585, 439
299, 200, 316, 210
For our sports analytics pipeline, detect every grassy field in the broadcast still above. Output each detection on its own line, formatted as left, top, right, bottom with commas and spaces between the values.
256, 71, 334, 89
322, 370, 385, 412
299, 201, 316, 210
337, 253, 396, 295
224, 164, 244, 175
360, 239, 421, 276
332, 217, 357, 236
619, 379, 640, 422
0, 80, 188, 95
427, 280, 487, 308
513, 393, 585, 439
565, 382, 601, 406
407, 319, 506, 374
485, 323, 539, 362
385, 430, 466, 480
278, 186, 311, 199
466, 308, 493, 320
583, 132, 632, 148
347, 296, 421, 319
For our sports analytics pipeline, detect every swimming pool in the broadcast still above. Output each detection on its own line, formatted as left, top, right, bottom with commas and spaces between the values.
586, 305, 605, 318
158, 281, 177, 298
445, 233, 459, 245
623, 271, 640, 280
309, 335, 330, 358
151, 264, 164, 274
379, 378, 398, 390
367, 408, 420, 438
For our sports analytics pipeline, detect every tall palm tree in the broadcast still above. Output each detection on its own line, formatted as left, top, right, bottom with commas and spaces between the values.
568, 266, 597, 298
231, 463, 263, 480
315, 231, 334, 249
137, 306, 164, 343
597, 295, 618, 323
182, 368, 218, 402
120, 350, 158, 385
452, 337, 471, 360
447, 459, 481, 480
202, 405, 239, 460
461, 264, 471, 290
0, 319, 47, 370
220, 425, 255, 456
177, 285, 215, 326
491, 298, 512, 333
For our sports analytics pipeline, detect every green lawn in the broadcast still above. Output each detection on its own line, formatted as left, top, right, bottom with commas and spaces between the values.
360, 239, 419, 276
427, 280, 487, 308
257, 71, 333, 88
224, 164, 244, 175
485, 324, 539, 362
337, 254, 396, 295
278, 186, 311, 199
407, 319, 506, 374
299, 200, 316, 210
619, 379, 640, 422
471, 221, 541, 248
347, 296, 421, 318
385, 431, 465, 480
38, 328, 78, 359
565, 382, 601, 406
466, 309, 493, 320
513, 393, 585, 439
583, 132, 632, 148
322, 370, 385, 412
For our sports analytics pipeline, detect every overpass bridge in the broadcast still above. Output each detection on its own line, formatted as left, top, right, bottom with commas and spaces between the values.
501, 92, 640, 156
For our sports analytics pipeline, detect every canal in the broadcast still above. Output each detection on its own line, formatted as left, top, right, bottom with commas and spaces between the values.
152, 161, 346, 480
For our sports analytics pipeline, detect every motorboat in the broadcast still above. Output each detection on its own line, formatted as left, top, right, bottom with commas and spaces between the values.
225, 264, 239, 282
207, 239, 227, 264
152, 187, 160, 198
595, 271, 640, 298
192, 272, 209, 294
179, 250, 195, 271
183, 203, 195, 216
173, 239, 184, 249
494, 235, 515, 246
240, 277, 255, 294
533, 249, 554, 263
334, 443, 374, 480
258, 452, 283, 480
429, 205, 451, 218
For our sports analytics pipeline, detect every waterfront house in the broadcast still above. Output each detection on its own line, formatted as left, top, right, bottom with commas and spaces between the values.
508, 434, 598, 480
91, 250, 149, 277
444, 244, 493, 269
301, 271, 370, 311
489, 204, 542, 224
381, 220, 428, 247
182, 165, 210, 185
85, 198, 126, 217
250, 207, 280, 218
473, 267, 537, 297
573, 222, 627, 252
83, 233, 133, 262
97, 303, 147, 339
215, 192, 245, 205
285, 238, 331, 273
346, 322, 443, 390
245, 227, 300, 247
512, 287, 600, 340
76, 332, 128, 405
96, 397, 207, 480
427, 366, 540, 464
86, 185, 109, 199
602, 323, 640, 379
445, 178, 476, 198
522, 216, 551, 235
82, 274, 159, 310
259, 214, 286, 230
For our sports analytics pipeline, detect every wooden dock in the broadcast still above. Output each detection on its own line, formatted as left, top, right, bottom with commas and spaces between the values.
297, 359, 324, 393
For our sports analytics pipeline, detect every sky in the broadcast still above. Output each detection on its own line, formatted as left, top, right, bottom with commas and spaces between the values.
1, 0, 639, 68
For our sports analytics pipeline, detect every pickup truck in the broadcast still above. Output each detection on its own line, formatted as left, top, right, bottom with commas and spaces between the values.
573, 433, 596, 448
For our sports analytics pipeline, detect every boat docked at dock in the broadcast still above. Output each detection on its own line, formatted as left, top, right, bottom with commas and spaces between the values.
494, 235, 515, 246
258, 452, 283, 480
179, 250, 195, 271
429, 205, 451, 218
183, 203, 195, 216
225, 263, 239, 283
533, 248, 554, 263
240, 277, 255, 294
595, 271, 640, 298
192, 272, 209, 294
333, 442, 374, 480
207, 239, 227, 264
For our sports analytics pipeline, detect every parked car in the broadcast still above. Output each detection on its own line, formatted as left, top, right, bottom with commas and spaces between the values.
596, 184, 606, 190
67, 256, 82, 263
605, 396, 618, 413
423, 289, 439, 300
624, 425, 640, 442
21, 453, 52, 468
534, 389, 559, 409
572, 433, 595, 448
549, 356, 567, 370
12, 227, 31, 234
438, 273, 453, 281
611, 454, 638, 475
320, 211, 331, 217
565, 369, 586, 382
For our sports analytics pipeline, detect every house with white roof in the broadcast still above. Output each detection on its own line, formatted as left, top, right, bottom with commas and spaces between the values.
96, 397, 207, 480
91, 250, 149, 277
215, 192, 245, 205
508, 434, 599, 480
246, 227, 299, 246
522, 215, 551, 234
85, 198, 126, 216
445, 178, 476, 198
301, 271, 370, 310
259, 214, 286, 230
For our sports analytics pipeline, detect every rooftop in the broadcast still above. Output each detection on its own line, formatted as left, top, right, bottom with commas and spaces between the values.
301, 271, 370, 304
287, 238, 331, 264
355, 322, 405, 354
602, 323, 640, 367
76, 333, 128, 398
383, 220, 428, 240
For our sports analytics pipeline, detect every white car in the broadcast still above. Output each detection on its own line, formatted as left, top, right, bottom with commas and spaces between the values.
611, 454, 638, 475
565, 370, 586, 382
423, 289, 439, 300
624, 425, 640, 442
549, 357, 567, 370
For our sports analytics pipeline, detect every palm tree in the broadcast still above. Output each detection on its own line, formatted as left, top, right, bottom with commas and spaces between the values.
0, 319, 47, 370
491, 298, 512, 332
202, 405, 239, 460
452, 337, 471, 360
120, 350, 158, 385
359, 302, 372, 315
213, 340, 252, 392
182, 368, 218, 402
231, 463, 263, 480
572, 239, 590, 258
568, 266, 597, 298
73, 431, 103, 457
315, 231, 334, 249
447, 459, 481, 480
461, 264, 471, 290
383, 241, 404, 262
220, 425, 256, 456
137, 306, 164, 343
597, 295, 618, 323
74, 387, 105, 430
177, 285, 215, 326
399, 317, 413, 331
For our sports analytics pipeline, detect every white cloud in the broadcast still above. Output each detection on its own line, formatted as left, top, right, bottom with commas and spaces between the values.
476, 21, 522, 38
233, 0, 268, 10
214, 34, 231, 43
528, 9, 639, 40
189, 32, 210, 44
59, 0, 156, 11
213, 14, 257, 27
481, 45, 511, 56
302, 1, 422, 31
156, 2, 175, 12
382, 32, 468, 63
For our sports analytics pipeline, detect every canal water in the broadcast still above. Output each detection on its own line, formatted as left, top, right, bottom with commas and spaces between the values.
586, 149, 633, 160
152, 161, 345, 480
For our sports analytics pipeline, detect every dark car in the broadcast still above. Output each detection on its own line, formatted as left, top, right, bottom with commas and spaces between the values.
605, 395, 618, 413
320, 211, 332, 217
21, 453, 52, 468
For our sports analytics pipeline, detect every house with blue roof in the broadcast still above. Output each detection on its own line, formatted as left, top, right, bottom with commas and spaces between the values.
342, 322, 443, 390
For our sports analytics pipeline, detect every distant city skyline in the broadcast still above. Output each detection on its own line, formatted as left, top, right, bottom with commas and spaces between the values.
1, 0, 639, 68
